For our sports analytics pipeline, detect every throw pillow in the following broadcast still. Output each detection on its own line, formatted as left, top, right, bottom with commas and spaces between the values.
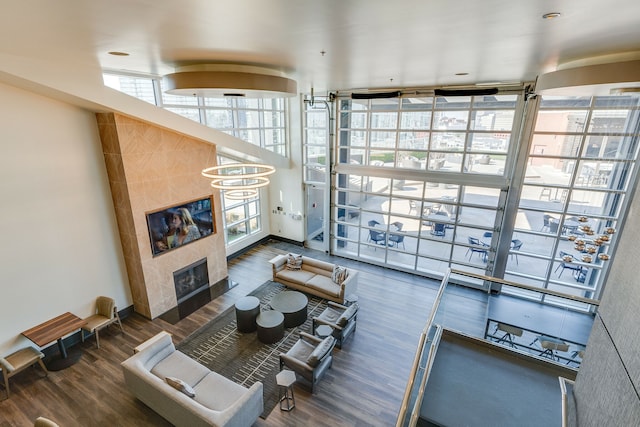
336, 304, 358, 327
306, 336, 335, 367
285, 253, 303, 270
165, 376, 196, 398
331, 265, 348, 284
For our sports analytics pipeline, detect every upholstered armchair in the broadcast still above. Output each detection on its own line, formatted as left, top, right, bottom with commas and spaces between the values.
279, 332, 336, 393
312, 301, 358, 349
81, 296, 124, 348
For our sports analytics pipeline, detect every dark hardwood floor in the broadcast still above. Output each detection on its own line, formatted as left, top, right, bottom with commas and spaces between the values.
0, 240, 442, 427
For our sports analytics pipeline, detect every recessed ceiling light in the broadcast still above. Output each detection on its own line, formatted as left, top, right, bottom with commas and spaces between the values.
108, 51, 130, 56
455, 72, 469, 76
542, 12, 561, 20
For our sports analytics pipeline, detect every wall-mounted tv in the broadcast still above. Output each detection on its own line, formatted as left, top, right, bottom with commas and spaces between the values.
146, 196, 215, 257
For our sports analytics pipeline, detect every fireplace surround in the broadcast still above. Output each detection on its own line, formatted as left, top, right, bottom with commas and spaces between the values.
174, 258, 210, 304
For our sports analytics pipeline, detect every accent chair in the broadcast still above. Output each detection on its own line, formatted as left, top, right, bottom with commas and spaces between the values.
279, 332, 336, 393
312, 301, 358, 348
81, 296, 124, 348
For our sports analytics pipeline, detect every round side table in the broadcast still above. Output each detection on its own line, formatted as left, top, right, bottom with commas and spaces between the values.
276, 369, 297, 411
235, 296, 261, 333
315, 325, 333, 339
256, 311, 285, 344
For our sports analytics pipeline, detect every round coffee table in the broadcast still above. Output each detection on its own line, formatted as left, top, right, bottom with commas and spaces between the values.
256, 310, 285, 344
270, 291, 308, 328
235, 296, 261, 333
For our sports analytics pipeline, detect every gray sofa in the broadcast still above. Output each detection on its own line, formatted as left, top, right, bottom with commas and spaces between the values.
269, 254, 358, 303
121, 332, 263, 427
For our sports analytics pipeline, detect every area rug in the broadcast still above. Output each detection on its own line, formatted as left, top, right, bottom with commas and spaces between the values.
177, 281, 327, 419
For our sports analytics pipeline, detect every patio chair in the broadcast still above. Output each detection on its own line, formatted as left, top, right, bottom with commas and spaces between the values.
388, 221, 405, 249
430, 222, 446, 237
554, 251, 582, 278
367, 220, 386, 247
541, 214, 557, 232
510, 239, 523, 264
467, 237, 488, 262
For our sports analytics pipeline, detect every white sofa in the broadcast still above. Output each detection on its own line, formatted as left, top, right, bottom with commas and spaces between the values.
269, 254, 358, 303
121, 332, 263, 427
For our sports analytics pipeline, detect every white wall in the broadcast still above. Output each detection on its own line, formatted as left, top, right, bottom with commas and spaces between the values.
0, 82, 131, 355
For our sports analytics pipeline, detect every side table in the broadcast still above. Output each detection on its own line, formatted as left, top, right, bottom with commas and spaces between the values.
256, 311, 285, 344
276, 369, 296, 411
315, 325, 333, 339
344, 294, 359, 307
235, 296, 261, 333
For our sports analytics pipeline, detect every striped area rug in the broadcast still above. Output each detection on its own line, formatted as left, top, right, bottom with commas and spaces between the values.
177, 281, 327, 419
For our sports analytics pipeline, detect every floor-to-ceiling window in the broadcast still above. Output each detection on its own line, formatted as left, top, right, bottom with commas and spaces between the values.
103, 72, 288, 155
507, 95, 640, 304
332, 93, 522, 282
302, 98, 331, 249
217, 156, 264, 245
330, 92, 640, 306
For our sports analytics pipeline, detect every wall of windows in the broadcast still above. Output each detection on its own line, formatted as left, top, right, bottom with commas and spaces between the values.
328, 92, 640, 307
103, 72, 288, 155
507, 95, 640, 303
332, 93, 521, 282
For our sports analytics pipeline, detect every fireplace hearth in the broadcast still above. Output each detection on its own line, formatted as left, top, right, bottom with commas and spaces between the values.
174, 258, 209, 304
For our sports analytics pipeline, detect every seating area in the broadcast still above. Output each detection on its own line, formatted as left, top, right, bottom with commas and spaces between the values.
269, 254, 359, 304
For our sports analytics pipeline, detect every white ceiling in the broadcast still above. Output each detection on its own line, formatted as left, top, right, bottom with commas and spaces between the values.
2, 0, 640, 94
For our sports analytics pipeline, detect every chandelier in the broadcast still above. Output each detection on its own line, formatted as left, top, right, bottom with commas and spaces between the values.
202, 163, 275, 200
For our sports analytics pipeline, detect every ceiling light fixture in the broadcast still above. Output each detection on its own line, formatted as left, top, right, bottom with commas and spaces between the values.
542, 12, 561, 19
164, 64, 297, 98
108, 51, 130, 56
202, 163, 276, 200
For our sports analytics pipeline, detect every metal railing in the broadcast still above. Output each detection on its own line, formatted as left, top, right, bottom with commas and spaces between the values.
395, 268, 599, 427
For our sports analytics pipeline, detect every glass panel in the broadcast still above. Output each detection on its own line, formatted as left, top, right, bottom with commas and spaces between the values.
370, 112, 398, 129
435, 96, 472, 110
400, 111, 432, 129
468, 132, 509, 153
103, 74, 157, 105
368, 150, 396, 166
307, 110, 327, 128
505, 254, 551, 280
398, 132, 429, 150
431, 131, 466, 150
401, 97, 434, 110
461, 186, 501, 207
529, 133, 583, 158
534, 110, 589, 133
370, 131, 397, 148
470, 110, 515, 131
428, 152, 463, 172
518, 185, 568, 211
204, 97, 234, 107
458, 206, 496, 228
205, 110, 233, 128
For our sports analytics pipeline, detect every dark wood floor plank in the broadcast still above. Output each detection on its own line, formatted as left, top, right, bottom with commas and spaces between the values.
0, 241, 439, 426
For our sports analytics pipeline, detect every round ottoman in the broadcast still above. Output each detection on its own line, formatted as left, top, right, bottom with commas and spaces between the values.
235, 296, 261, 333
256, 310, 285, 344
270, 291, 308, 328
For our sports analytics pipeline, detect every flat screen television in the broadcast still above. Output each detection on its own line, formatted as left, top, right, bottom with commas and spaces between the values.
146, 196, 214, 256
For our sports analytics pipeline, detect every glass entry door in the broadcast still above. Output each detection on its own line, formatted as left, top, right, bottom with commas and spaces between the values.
305, 184, 327, 251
